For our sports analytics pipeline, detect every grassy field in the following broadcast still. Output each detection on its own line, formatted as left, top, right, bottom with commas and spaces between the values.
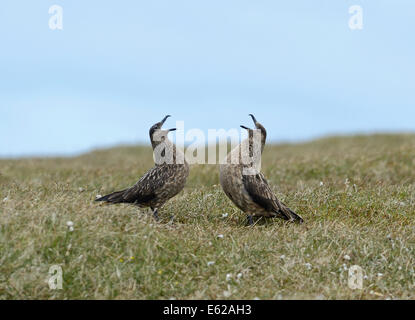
1, 134, 414, 300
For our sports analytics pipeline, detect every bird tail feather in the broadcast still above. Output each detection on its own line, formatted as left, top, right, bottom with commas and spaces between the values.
281, 205, 304, 224
95, 189, 127, 203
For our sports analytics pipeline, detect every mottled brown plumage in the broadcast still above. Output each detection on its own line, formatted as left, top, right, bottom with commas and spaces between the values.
96, 115, 189, 220
219, 114, 304, 225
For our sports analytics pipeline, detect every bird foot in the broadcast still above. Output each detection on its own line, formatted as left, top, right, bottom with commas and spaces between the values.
246, 215, 254, 226
152, 209, 160, 222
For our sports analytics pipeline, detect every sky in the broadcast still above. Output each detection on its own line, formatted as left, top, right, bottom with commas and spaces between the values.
0, 1, 414, 157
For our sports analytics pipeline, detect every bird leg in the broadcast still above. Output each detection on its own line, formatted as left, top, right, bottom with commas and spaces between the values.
168, 215, 175, 224
246, 215, 254, 226
152, 207, 160, 221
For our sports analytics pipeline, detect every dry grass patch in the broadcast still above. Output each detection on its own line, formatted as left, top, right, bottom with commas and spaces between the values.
1, 134, 414, 299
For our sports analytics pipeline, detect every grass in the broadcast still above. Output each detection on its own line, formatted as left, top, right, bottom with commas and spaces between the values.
0, 134, 414, 300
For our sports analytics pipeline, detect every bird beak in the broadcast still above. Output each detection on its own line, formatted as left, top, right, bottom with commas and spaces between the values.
168, 128, 177, 132
155, 115, 171, 129
160, 115, 171, 126
240, 125, 251, 131
249, 114, 258, 125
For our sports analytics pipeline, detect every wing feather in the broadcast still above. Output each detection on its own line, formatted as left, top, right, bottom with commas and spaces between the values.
242, 173, 304, 222
121, 165, 172, 204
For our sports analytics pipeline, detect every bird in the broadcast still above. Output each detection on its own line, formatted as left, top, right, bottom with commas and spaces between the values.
219, 114, 304, 225
95, 115, 189, 221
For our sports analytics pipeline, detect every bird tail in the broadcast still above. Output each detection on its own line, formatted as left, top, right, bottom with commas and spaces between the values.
95, 189, 127, 203
281, 204, 304, 224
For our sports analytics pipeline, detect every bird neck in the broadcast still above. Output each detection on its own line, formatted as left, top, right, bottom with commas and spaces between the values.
256, 124, 267, 153
248, 130, 266, 154
152, 138, 187, 165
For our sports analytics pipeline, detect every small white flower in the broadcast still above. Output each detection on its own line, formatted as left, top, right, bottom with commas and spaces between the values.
253, 297, 260, 300
280, 255, 286, 260
226, 273, 232, 281
342, 264, 348, 271
2, 197, 8, 202
305, 263, 312, 270
78, 187, 84, 192
217, 234, 224, 239
363, 275, 368, 280
66, 221, 74, 232
207, 261, 215, 266
237, 273, 243, 279
319, 181, 324, 186
221, 213, 228, 218
398, 266, 402, 270
343, 254, 351, 261
377, 273, 383, 277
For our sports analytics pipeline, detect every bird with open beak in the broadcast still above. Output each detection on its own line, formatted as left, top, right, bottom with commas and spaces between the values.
220, 114, 304, 225
96, 115, 189, 221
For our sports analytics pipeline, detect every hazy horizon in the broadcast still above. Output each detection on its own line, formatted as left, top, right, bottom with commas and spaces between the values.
1, 131, 413, 159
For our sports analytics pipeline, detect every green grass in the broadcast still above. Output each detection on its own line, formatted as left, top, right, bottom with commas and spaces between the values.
1, 134, 414, 299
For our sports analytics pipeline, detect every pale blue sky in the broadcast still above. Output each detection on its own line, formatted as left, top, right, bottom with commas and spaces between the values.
0, 1, 414, 156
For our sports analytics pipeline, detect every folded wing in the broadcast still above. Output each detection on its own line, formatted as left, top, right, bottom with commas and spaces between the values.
96, 165, 173, 205
242, 173, 303, 222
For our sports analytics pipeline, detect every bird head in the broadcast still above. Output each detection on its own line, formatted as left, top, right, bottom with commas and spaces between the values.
240, 114, 267, 149
149, 115, 176, 143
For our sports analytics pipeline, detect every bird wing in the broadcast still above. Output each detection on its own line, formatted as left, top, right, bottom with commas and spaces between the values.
120, 165, 172, 204
242, 172, 292, 220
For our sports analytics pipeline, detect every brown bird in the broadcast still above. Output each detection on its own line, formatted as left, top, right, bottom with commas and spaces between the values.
219, 114, 304, 225
96, 115, 189, 221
